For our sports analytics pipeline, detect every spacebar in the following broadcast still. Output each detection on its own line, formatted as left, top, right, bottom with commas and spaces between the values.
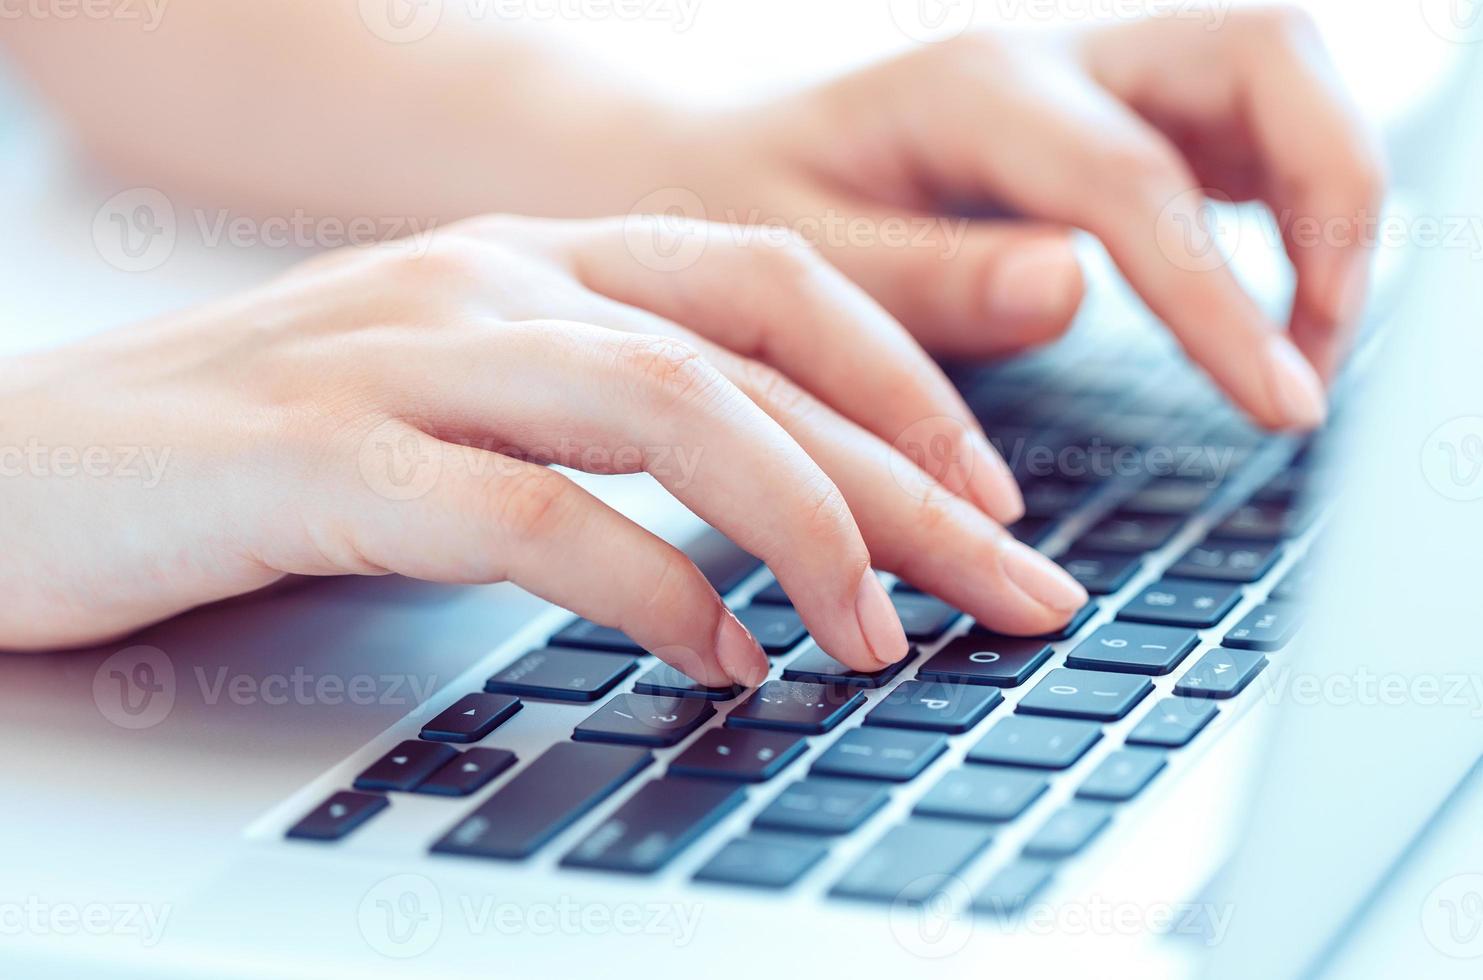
431, 741, 653, 860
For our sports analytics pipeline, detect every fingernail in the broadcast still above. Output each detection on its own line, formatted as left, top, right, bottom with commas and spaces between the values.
999, 539, 1087, 613
989, 238, 1082, 323
715, 610, 768, 687
854, 572, 908, 666
1264, 336, 1328, 430
962, 429, 1025, 524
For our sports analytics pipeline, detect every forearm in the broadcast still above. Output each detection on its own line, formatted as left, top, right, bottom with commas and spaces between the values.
0, 1, 694, 220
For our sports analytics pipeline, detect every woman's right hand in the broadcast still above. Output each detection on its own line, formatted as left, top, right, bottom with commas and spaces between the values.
0, 214, 1086, 683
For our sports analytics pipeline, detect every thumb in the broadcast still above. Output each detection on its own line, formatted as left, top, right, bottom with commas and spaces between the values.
818, 211, 1085, 356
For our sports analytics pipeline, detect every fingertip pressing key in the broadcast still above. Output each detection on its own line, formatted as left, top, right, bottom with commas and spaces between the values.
999, 539, 1088, 616
855, 571, 909, 667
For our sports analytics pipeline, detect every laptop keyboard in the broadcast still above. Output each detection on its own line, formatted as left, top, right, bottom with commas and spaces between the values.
282, 325, 1332, 912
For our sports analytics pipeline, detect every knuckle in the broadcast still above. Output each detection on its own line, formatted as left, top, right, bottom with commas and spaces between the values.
488, 467, 573, 541
389, 236, 488, 284
732, 358, 816, 428
615, 336, 727, 414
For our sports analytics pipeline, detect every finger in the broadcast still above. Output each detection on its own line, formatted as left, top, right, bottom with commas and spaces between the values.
493, 216, 1025, 524
913, 46, 1328, 430
708, 348, 1089, 635
328, 428, 764, 687
1221, 11, 1386, 382
371, 319, 907, 673
809, 210, 1085, 360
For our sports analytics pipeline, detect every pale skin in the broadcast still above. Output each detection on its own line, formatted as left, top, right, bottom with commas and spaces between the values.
0, 5, 1383, 679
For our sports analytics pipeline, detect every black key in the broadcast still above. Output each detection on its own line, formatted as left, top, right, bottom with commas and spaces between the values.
632, 663, 744, 701
1224, 601, 1302, 651
972, 860, 1054, 915
572, 693, 715, 747
737, 604, 809, 654
1076, 748, 1166, 801
286, 790, 388, 841
1214, 501, 1318, 541
420, 693, 522, 743
1022, 803, 1112, 858
1119, 478, 1214, 517
967, 716, 1101, 769
1021, 478, 1093, 519
890, 592, 963, 643
1065, 622, 1199, 676
549, 618, 645, 654
972, 600, 1098, 642
561, 777, 746, 874
1017, 668, 1152, 722
726, 680, 865, 734
431, 742, 652, 860
914, 766, 1048, 822
1008, 516, 1057, 547
1117, 579, 1241, 629
749, 578, 793, 606
865, 680, 1002, 734
485, 647, 638, 703
1270, 555, 1316, 601
354, 740, 459, 792
1168, 538, 1282, 583
1174, 649, 1267, 699
687, 530, 765, 595
694, 836, 829, 889
754, 778, 890, 834
830, 820, 995, 904
810, 728, 948, 782
416, 748, 518, 797
1127, 697, 1218, 748
782, 647, 910, 689
668, 728, 806, 782
1058, 550, 1144, 595
1075, 513, 1182, 554
918, 636, 1053, 688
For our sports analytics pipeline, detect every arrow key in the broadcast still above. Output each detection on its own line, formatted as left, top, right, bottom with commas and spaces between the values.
417, 748, 519, 797
354, 740, 459, 792
1174, 648, 1267, 699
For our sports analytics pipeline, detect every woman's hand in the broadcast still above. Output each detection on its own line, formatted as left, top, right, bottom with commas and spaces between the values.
674, 7, 1385, 429
0, 216, 1086, 679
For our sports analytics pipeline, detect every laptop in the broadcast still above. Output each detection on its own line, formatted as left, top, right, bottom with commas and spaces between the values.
4, 32, 1481, 980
